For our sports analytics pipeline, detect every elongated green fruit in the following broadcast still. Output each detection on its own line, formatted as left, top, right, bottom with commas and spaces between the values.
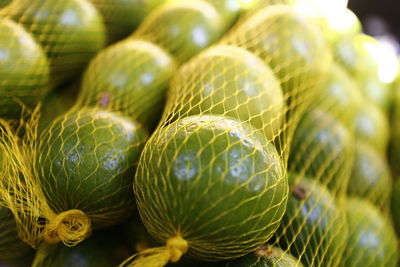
1, 0, 106, 87
38, 108, 148, 229
169, 45, 284, 141
0, 18, 49, 119
278, 174, 348, 267
78, 39, 176, 130
134, 1, 223, 62
342, 198, 398, 267
135, 115, 288, 262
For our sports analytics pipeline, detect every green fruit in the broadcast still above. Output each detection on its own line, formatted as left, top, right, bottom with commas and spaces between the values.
1, 0, 106, 87
223, 245, 303, 267
289, 108, 353, 193
89, 0, 166, 43
358, 74, 391, 111
134, 1, 223, 62
32, 227, 131, 267
391, 179, 400, 234
0, 18, 50, 119
311, 62, 361, 127
124, 215, 159, 253
135, 115, 288, 261
0, 206, 33, 261
278, 175, 348, 267
205, 0, 241, 28
334, 34, 380, 79
0, 0, 10, 8
389, 74, 400, 175
342, 198, 398, 267
355, 100, 389, 152
78, 39, 176, 130
223, 5, 331, 98
169, 45, 284, 141
313, 8, 361, 46
38, 108, 148, 228
348, 142, 392, 208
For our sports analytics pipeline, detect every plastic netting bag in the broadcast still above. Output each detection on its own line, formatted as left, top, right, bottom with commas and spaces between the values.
0, 0, 398, 267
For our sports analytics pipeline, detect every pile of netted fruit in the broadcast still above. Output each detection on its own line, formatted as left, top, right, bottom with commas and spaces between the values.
0, 0, 399, 266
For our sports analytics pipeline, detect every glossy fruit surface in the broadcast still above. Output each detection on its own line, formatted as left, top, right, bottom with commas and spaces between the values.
135, 115, 288, 261
0, 18, 49, 119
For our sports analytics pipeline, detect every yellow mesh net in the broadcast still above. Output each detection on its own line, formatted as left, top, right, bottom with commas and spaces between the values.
0, 1, 398, 266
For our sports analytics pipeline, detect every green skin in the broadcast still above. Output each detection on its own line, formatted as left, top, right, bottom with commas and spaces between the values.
89, 0, 166, 43
389, 75, 400, 175
289, 108, 353, 193
278, 175, 348, 267
170, 45, 284, 141
355, 100, 389, 153
38, 82, 79, 133
223, 246, 303, 267
223, 5, 331, 99
314, 8, 362, 46
391, 179, 400, 235
134, 1, 224, 63
334, 34, 390, 110
0, 206, 33, 261
342, 198, 399, 267
311, 62, 361, 128
1, 0, 106, 87
0, 19, 50, 119
348, 142, 392, 208
78, 39, 176, 131
38, 108, 148, 228
205, 0, 241, 29
0, 0, 10, 8
135, 115, 288, 261
32, 227, 131, 267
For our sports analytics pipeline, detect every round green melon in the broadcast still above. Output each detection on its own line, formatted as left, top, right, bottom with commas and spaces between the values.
222, 5, 331, 99
89, 0, 166, 43
32, 227, 131, 267
342, 198, 398, 267
354, 100, 389, 153
223, 245, 303, 267
38, 107, 148, 229
134, 115, 288, 262
391, 179, 400, 235
289, 108, 353, 193
134, 0, 223, 62
348, 142, 392, 208
278, 174, 348, 267
0, 18, 50, 119
1, 0, 106, 87
78, 39, 176, 130
310, 62, 361, 127
389, 74, 400, 175
169, 45, 284, 141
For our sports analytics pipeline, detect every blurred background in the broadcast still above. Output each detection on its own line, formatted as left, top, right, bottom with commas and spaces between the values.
349, 0, 400, 54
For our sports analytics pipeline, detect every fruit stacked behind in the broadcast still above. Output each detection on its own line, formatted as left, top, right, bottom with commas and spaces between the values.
0, 1, 399, 267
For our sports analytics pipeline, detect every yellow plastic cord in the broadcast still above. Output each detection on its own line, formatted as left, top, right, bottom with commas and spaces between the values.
42, 209, 91, 246
121, 236, 188, 267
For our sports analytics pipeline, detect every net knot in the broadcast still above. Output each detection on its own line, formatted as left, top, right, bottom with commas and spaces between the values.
43, 209, 91, 246
166, 236, 188, 262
